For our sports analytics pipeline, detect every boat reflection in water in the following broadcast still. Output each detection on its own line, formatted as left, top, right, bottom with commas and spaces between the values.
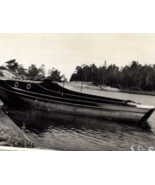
1, 104, 152, 151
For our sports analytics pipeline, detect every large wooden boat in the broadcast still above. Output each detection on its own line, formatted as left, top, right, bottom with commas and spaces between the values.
0, 78, 154, 123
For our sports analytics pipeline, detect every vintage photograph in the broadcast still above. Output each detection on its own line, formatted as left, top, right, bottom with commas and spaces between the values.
0, 33, 155, 151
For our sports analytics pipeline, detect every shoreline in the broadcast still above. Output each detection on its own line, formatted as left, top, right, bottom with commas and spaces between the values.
65, 82, 155, 96
119, 89, 155, 96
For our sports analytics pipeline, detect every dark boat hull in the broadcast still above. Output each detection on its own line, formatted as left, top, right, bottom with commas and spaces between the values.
0, 79, 154, 123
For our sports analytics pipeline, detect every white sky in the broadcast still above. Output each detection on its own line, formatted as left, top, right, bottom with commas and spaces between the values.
0, 33, 155, 80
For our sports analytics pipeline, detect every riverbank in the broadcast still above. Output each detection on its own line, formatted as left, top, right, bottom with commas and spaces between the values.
61, 81, 121, 92
67, 81, 155, 96
0, 100, 34, 148
120, 89, 155, 96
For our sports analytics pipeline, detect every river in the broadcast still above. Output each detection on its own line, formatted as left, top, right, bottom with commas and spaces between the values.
1, 85, 155, 151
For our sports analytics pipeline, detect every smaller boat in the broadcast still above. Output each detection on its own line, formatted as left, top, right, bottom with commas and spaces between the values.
0, 78, 154, 123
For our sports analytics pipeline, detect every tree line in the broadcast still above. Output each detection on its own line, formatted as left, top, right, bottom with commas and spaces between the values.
0, 59, 66, 81
1, 59, 155, 91
70, 61, 155, 91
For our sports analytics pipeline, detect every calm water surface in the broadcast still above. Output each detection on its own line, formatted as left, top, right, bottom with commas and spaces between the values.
2, 86, 155, 151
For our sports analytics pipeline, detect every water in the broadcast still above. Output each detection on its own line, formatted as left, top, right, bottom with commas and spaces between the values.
1, 87, 155, 151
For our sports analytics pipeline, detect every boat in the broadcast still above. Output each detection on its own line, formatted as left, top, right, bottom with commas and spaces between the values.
0, 78, 154, 123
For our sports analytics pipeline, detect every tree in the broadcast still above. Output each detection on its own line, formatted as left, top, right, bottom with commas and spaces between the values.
38, 64, 45, 77
0, 65, 7, 70
18, 64, 28, 76
70, 61, 155, 91
60, 74, 67, 82
27, 64, 39, 77
5, 59, 19, 72
70, 73, 78, 81
48, 68, 60, 78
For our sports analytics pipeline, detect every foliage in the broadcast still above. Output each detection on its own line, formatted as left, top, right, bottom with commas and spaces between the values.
0, 65, 7, 70
38, 64, 45, 77
5, 59, 19, 72
48, 68, 60, 78
27, 64, 39, 77
27, 64, 45, 78
0, 59, 62, 80
70, 61, 155, 91
3, 58, 155, 91
48, 68, 66, 81
18, 64, 28, 76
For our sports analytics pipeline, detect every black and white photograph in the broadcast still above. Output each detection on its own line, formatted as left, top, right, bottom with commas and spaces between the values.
1, 1, 155, 185
0, 33, 155, 151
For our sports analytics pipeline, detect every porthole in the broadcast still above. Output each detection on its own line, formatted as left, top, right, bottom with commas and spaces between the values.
14, 82, 19, 88
26, 84, 31, 90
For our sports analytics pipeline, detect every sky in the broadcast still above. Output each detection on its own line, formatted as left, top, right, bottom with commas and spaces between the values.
0, 33, 155, 80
